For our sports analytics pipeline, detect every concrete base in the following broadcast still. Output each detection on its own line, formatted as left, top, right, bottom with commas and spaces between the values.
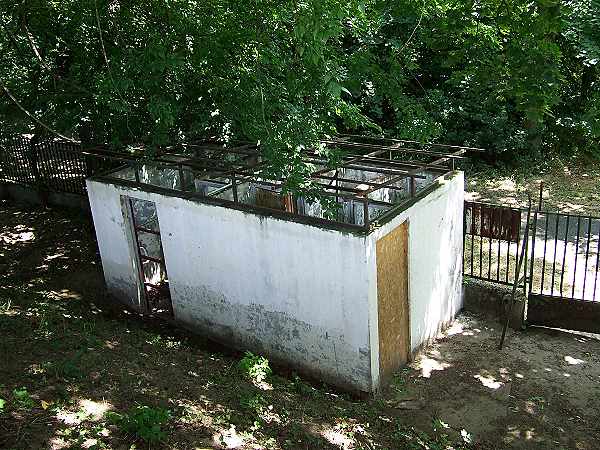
528, 295, 600, 334
0, 182, 89, 211
462, 279, 525, 330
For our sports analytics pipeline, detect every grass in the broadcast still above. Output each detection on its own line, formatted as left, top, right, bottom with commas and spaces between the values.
0, 200, 475, 449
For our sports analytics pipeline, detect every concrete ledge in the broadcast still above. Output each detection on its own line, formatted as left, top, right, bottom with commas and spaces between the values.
0, 182, 90, 211
462, 278, 525, 329
528, 295, 600, 334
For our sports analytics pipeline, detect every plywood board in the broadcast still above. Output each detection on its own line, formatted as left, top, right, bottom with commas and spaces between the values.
376, 221, 410, 383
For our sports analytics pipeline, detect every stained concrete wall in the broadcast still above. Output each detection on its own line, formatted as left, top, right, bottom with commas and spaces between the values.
366, 172, 464, 387
86, 171, 464, 393
86, 179, 373, 392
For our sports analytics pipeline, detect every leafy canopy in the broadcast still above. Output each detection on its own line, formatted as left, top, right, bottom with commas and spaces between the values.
1, 0, 598, 180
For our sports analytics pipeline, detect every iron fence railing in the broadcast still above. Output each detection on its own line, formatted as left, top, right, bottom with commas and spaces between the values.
464, 198, 600, 304
528, 210, 600, 302
463, 201, 524, 286
0, 136, 123, 195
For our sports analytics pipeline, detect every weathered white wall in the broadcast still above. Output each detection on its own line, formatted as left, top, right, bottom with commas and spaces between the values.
86, 180, 145, 311
87, 180, 373, 391
87, 171, 463, 393
366, 172, 464, 387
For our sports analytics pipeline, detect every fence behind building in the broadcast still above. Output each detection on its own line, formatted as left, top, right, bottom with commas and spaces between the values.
0, 135, 124, 195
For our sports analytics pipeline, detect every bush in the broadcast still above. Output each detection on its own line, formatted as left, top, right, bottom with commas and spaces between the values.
238, 352, 272, 383
106, 406, 171, 443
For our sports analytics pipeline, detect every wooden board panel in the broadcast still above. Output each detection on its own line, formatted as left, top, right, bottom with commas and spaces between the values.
376, 221, 410, 384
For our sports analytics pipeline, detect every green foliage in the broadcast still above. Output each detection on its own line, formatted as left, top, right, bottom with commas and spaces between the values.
0, 398, 5, 411
12, 387, 34, 409
105, 405, 171, 443
238, 351, 273, 383
0, 0, 598, 184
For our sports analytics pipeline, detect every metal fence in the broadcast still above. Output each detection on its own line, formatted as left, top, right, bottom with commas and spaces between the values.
463, 201, 524, 286
464, 200, 600, 304
528, 210, 600, 302
0, 135, 122, 195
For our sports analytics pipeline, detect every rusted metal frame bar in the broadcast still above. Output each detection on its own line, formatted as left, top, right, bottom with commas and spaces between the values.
182, 142, 258, 155
99, 174, 368, 233
513, 209, 522, 285
497, 208, 503, 281
550, 213, 560, 296
357, 172, 416, 198
233, 174, 367, 201
572, 216, 582, 300
304, 151, 450, 172
167, 154, 257, 171
540, 213, 550, 293
343, 154, 450, 172
463, 204, 468, 275
559, 215, 570, 296
471, 203, 476, 276
582, 216, 593, 299
231, 172, 365, 196
323, 139, 469, 160
309, 149, 387, 177
487, 207, 493, 279
306, 156, 431, 179
363, 197, 370, 230
467, 274, 514, 286
479, 204, 484, 278
309, 160, 430, 178
336, 133, 486, 152
347, 147, 461, 199
312, 174, 415, 192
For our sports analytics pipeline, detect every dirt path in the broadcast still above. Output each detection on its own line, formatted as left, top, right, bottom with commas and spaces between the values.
393, 315, 600, 449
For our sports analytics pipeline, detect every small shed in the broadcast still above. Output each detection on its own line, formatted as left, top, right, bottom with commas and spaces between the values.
86, 136, 465, 393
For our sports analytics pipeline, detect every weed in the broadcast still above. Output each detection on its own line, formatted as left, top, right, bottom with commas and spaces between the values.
106, 405, 171, 443
13, 387, 34, 409
391, 369, 410, 394
238, 351, 272, 383
239, 392, 267, 412
290, 374, 315, 397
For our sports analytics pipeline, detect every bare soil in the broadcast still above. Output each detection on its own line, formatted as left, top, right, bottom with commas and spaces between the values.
1, 199, 599, 449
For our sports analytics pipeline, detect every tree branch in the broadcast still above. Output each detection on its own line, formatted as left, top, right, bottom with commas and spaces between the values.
0, 84, 78, 143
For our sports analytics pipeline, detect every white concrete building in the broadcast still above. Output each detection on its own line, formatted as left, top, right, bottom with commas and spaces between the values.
87, 138, 464, 393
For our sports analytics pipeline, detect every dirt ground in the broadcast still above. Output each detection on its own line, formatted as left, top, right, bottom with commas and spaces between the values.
1, 199, 600, 449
